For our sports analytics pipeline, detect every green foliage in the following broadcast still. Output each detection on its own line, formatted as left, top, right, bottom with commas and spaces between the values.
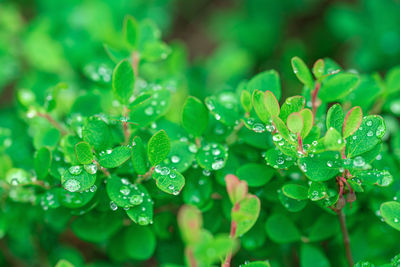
0, 5, 399, 267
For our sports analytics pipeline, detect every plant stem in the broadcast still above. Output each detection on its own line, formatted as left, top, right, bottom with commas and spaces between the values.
222, 203, 239, 267
37, 112, 68, 136
225, 120, 245, 145
336, 209, 354, 267
311, 82, 321, 117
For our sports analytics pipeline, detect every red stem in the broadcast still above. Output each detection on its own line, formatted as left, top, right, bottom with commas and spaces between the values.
297, 134, 305, 154
223, 204, 239, 267
311, 82, 321, 117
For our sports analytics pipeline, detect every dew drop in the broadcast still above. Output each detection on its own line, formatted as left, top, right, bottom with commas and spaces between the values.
171, 155, 180, 163
69, 165, 82, 175
64, 179, 81, 192
130, 195, 143, 205
110, 201, 118, 211
120, 185, 131, 196
84, 164, 97, 174
144, 106, 154, 116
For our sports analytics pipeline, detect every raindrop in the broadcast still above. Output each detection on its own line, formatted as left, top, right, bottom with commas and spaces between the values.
120, 185, 131, 195
90, 185, 97, 192
366, 120, 373, 126
64, 179, 81, 192
171, 155, 180, 163
84, 164, 97, 174
353, 156, 365, 167
144, 106, 154, 116
110, 201, 118, 211
212, 149, 221, 156
130, 195, 143, 205
160, 167, 170, 175
69, 165, 82, 175
367, 130, 373, 137
211, 159, 224, 170
188, 144, 198, 153
202, 169, 211, 176
252, 123, 265, 133
273, 134, 282, 142
138, 216, 149, 225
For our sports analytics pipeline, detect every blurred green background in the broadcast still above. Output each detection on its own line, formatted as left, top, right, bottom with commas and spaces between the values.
0, 0, 400, 266
1, 0, 400, 105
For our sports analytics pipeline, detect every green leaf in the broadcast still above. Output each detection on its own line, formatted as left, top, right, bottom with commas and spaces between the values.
265, 147, 295, 169
225, 174, 248, 204
182, 171, 212, 208
141, 41, 171, 62
298, 151, 342, 181
300, 244, 330, 267
106, 175, 146, 208
345, 115, 386, 158
34, 147, 51, 179
272, 116, 296, 144
241, 261, 271, 267
75, 141, 93, 165
300, 109, 313, 139
264, 90, 280, 117
271, 132, 297, 158
324, 128, 344, 151
232, 195, 261, 238
70, 211, 123, 243
178, 205, 202, 244
82, 117, 111, 152
123, 15, 139, 49
247, 70, 281, 100
319, 72, 360, 102
125, 184, 153, 225
123, 224, 156, 260
58, 187, 95, 209
385, 66, 400, 94
380, 201, 400, 231
161, 141, 195, 173
152, 166, 185, 195
278, 189, 307, 212
252, 90, 271, 124
282, 184, 308, 200
280, 96, 305, 122
354, 170, 393, 187
148, 130, 170, 166
287, 113, 303, 134
326, 104, 344, 133
265, 214, 301, 243
98, 146, 131, 168
55, 259, 74, 267
129, 89, 171, 127
291, 57, 314, 89
353, 262, 375, 267
62, 166, 96, 192
196, 142, 228, 171
131, 136, 148, 175
205, 96, 239, 126
182, 96, 208, 136
312, 59, 325, 80
112, 59, 135, 104
241, 90, 252, 113
343, 106, 363, 138
308, 214, 339, 242
308, 182, 328, 201
236, 163, 274, 187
